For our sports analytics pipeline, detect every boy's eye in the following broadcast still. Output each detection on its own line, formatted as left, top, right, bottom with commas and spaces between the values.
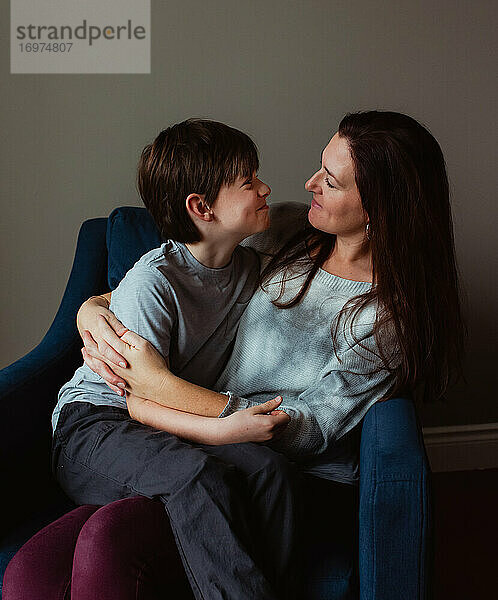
325, 178, 335, 189
243, 179, 252, 187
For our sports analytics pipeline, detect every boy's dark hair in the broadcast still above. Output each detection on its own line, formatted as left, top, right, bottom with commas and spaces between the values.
137, 118, 259, 242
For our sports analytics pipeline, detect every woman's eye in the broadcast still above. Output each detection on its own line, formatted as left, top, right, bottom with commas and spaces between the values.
325, 178, 335, 189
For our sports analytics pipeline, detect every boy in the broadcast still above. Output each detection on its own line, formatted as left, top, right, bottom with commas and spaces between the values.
52, 119, 288, 443
51, 119, 300, 600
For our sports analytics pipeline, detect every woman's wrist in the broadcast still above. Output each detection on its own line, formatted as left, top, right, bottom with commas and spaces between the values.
153, 367, 174, 400
149, 368, 228, 417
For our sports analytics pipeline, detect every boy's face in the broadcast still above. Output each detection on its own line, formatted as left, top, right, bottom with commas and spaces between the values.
212, 172, 271, 239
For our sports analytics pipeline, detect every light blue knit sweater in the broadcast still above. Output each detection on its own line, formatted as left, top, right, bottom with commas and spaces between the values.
215, 203, 399, 483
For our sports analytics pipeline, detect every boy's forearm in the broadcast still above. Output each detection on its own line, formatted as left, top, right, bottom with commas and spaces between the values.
150, 371, 230, 417
127, 394, 225, 444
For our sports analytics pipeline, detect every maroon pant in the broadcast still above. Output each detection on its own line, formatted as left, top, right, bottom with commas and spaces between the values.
3, 497, 194, 599
3, 476, 357, 599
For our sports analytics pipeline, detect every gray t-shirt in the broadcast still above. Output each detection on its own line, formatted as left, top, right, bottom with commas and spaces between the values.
52, 239, 259, 432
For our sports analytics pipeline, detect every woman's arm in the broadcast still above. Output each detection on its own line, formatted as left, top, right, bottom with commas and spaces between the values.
77, 295, 231, 416
96, 329, 290, 422
78, 297, 291, 439
85, 328, 230, 417
215, 334, 400, 457
117, 329, 397, 457
78, 296, 397, 458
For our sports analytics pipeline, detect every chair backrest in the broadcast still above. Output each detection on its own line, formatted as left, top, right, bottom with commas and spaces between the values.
106, 207, 162, 289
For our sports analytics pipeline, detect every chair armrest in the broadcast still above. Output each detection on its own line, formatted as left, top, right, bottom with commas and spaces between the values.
359, 396, 433, 600
0, 217, 108, 402
0, 217, 108, 518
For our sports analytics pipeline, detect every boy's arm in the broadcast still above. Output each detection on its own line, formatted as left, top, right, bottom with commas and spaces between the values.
126, 393, 225, 444
126, 392, 290, 446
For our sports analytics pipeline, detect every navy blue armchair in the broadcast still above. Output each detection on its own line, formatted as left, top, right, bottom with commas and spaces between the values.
0, 208, 433, 599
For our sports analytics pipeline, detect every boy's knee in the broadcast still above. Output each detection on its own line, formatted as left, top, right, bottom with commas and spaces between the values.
169, 453, 243, 502
191, 453, 239, 485
249, 445, 297, 481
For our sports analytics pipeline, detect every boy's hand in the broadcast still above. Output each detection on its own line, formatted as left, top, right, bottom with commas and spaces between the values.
218, 397, 291, 444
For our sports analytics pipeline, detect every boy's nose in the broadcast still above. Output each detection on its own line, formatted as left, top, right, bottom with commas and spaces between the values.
259, 181, 271, 196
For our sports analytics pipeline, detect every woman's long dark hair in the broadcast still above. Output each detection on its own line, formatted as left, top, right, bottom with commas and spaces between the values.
261, 111, 468, 404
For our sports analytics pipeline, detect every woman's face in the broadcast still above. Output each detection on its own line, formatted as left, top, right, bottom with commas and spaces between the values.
305, 133, 368, 238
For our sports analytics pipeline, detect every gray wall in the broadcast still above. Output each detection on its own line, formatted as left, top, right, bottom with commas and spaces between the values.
1, 1, 497, 427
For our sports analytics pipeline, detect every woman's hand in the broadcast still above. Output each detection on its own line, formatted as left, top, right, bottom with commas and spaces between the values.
86, 329, 170, 401
78, 294, 131, 395
218, 397, 291, 444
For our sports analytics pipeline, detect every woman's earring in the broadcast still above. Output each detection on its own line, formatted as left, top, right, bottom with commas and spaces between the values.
365, 222, 371, 240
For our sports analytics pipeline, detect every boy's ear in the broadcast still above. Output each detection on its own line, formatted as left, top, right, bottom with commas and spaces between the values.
185, 194, 214, 222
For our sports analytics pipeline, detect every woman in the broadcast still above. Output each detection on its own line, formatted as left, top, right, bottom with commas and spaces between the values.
4, 111, 466, 599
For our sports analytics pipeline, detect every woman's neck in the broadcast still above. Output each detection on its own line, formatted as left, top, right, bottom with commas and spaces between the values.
321, 239, 373, 283
308, 235, 373, 283
321, 256, 373, 283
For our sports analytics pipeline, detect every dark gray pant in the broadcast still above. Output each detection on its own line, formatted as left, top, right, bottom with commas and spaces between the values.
51, 401, 305, 600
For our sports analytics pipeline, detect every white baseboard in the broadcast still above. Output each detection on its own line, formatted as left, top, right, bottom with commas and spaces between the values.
422, 423, 498, 472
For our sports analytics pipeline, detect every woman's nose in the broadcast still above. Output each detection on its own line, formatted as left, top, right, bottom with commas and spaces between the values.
305, 171, 319, 192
